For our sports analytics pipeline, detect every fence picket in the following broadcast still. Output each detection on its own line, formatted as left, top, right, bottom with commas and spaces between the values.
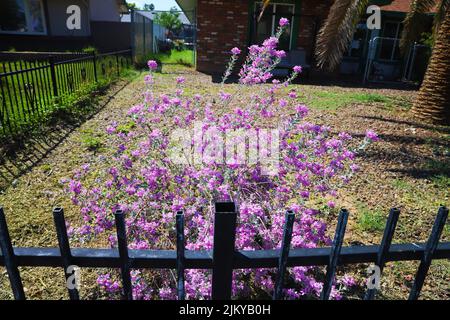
211, 202, 237, 300
176, 211, 186, 300
273, 211, 295, 300
114, 210, 133, 300
0, 207, 25, 300
408, 206, 448, 300
52, 208, 80, 300
364, 208, 400, 300
320, 209, 349, 300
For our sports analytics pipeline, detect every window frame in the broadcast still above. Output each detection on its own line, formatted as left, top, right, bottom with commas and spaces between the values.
0, 0, 48, 36
344, 22, 368, 59
254, 2, 295, 50
377, 20, 402, 62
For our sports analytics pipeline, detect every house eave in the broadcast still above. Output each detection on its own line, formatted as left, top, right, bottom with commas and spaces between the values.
175, 0, 197, 23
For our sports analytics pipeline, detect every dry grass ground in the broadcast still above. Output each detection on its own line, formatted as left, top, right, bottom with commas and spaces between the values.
0, 65, 448, 300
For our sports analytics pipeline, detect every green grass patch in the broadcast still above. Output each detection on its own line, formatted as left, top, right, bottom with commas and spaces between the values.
355, 202, 386, 233
135, 50, 194, 68
430, 174, 450, 189
117, 120, 136, 135
159, 50, 194, 65
391, 178, 413, 190
305, 90, 393, 110
80, 129, 104, 152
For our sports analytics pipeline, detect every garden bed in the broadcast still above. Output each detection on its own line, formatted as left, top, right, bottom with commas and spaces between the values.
0, 65, 448, 300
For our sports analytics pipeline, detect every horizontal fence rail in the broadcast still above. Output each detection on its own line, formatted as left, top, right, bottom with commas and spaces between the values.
0, 50, 132, 139
0, 204, 448, 300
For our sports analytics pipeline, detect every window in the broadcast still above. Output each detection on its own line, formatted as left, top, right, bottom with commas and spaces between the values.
0, 0, 46, 35
344, 23, 367, 58
378, 21, 402, 61
254, 2, 294, 51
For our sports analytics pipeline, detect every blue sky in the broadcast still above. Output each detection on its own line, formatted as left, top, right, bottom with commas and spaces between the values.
128, 0, 181, 11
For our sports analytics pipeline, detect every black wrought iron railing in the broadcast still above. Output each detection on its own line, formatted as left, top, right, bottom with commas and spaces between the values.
0, 202, 448, 300
0, 50, 132, 139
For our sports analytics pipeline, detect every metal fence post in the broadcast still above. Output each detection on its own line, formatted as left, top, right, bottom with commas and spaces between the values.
211, 202, 237, 300
92, 52, 98, 82
273, 211, 295, 300
321, 209, 349, 300
364, 208, 400, 300
0, 207, 25, 300
176, 211, 186, 300
114, 210, 133, 300
116, 54, 120, 77
409, 206, 448, 300
53, 208, 80, 300
48, 56, 58, 97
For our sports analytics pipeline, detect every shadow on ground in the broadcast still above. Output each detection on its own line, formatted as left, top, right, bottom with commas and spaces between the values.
0, 81, 130, 192
351, 114, 450, 180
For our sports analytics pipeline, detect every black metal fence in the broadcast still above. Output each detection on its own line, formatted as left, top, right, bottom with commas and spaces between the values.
0, 50, 132, 139
0, 203, 448, 300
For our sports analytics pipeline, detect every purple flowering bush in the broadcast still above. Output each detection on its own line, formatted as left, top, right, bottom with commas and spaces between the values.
64, 20, 378, 300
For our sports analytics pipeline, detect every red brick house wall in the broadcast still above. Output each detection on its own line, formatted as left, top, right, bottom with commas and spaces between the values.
195, 0, 333, 75
197, 0, 249, 74
296, 0, 333, 61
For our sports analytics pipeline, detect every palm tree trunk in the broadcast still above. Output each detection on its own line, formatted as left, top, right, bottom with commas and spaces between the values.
411, 6, 450, 124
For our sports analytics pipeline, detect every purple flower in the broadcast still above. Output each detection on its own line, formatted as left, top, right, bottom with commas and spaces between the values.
293, 65, 303, 73
231, 47, 241, 55
341, 275, 357, 287
279, 18, 290, 27
275, 50, 286, 59
365, 130, 380, 141
279, 99, 288, 108
147, 60, 158, 70
176, 76, 185, 84
295, 104, 309, 117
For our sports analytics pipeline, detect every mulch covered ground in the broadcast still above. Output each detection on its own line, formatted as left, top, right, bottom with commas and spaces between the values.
0, 66, 448, 300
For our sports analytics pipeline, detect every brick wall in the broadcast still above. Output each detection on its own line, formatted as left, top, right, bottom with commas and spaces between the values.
296, 0, 333, 62
197, 0, 249, 74
195, 0, 333, 74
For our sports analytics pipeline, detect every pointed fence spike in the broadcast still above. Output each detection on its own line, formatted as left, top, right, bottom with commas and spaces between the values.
0, 207, 25, 300
320, 208, 349, 300
409, 206, 448, 300
176, 211, 186, 300
273, 210, 295, 300
53, 207, 80, 300
364, 207, 400, 300
114, 210, 133, 300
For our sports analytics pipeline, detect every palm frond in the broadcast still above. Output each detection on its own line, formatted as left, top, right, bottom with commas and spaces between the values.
400, 0, 438, 52
433, 0, 450, 34
258, 0, 272, 22
315, 0, 369, 71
